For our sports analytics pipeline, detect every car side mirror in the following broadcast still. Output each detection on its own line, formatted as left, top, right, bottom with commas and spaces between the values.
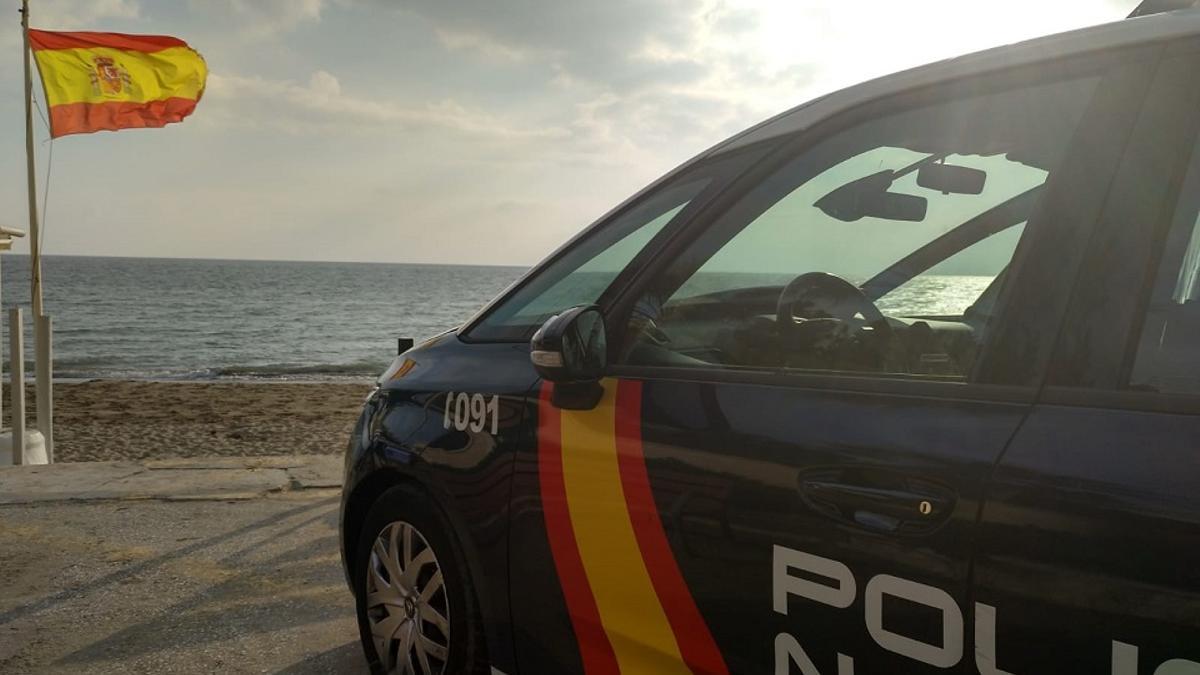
530, 305, 607, 410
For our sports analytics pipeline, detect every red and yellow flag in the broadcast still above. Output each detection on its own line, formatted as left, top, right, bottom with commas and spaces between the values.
28, 30, 206, 138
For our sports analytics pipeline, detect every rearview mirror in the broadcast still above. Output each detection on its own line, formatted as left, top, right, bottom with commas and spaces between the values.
917, 162, 986, 195
530, 306, 607, 409
815, 170, 928, 223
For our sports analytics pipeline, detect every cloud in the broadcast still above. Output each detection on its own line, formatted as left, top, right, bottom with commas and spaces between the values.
433, 28, 534, 62
389, 0, 820, 164
191, 0, 326, 36
393, 0, 717, 90
202, 69, 570, 142
31, 0, 140, 28
401, 0, 1138, 116
0, 0, 139, 68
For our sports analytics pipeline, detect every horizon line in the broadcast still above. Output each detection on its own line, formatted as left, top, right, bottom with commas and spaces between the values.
0, 252, 533, 269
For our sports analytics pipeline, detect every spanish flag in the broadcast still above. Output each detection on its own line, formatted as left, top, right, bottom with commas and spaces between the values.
28, 30, 206, 138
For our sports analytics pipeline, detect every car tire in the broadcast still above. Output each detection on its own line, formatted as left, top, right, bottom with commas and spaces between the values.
353, 485, 486, 675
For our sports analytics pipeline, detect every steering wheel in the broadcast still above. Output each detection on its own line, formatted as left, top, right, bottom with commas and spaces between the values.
776, 272, 892, 339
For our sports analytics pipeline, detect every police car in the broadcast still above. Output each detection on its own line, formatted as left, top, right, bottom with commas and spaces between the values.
341, 2, 1200, 672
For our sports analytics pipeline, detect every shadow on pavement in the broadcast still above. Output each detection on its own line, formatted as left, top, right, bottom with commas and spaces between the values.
0, 496, 339, 627
0, 493, 366, 673
274, 641, 366, 674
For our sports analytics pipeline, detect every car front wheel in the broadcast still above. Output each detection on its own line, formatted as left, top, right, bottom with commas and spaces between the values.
354, 486, 485, 674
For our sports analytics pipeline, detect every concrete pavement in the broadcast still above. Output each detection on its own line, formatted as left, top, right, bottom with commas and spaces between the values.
0, 456, 368, 674
0, 455, 343, 505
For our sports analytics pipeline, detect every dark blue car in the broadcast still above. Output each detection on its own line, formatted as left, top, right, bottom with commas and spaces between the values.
341, 4, 1200, 673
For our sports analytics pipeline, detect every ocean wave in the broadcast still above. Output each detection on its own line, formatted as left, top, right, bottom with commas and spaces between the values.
53, 360, 387, 382
207, 361, 388, 378
54, 356, 117, 367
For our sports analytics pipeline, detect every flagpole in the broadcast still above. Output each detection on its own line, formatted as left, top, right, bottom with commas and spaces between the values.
20, 0, 51, 463
20, 0, 42, 319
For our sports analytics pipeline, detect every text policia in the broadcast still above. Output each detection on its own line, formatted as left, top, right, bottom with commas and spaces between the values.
772, 545, 1199, 675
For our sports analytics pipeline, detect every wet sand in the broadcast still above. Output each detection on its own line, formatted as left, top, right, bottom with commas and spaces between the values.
7, 381, 374, 463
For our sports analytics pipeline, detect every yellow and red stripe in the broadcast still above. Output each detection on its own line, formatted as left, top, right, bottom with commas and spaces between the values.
539, 379, 728, 675
29, 29, 206, 138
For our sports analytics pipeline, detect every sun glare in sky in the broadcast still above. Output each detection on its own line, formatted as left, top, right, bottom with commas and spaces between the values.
742, 1, 1128, 102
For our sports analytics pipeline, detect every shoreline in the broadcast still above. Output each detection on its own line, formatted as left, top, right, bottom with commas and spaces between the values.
4, 380, 374, 463
45, 376, 379, 385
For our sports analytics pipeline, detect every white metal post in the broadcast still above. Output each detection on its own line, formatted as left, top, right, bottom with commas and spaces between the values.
10, 308, 24, 466
0, 255, 4, 433
36, 314, 51, 462
0, 232, 28, 447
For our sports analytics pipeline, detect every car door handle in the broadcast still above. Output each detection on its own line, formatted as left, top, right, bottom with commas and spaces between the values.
799, 472, 956, 536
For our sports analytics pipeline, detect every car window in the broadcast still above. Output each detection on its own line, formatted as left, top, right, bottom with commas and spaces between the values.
1129, 132, 1200, 394
619, 75, 1099, 381
466, 153, 753, 342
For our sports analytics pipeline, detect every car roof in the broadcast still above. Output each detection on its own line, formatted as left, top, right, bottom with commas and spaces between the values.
710, 9, 1200, 154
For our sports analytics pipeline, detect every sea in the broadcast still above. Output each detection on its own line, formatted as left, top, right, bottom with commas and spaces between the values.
0, 255, 989, 382
0, 255, 525, 382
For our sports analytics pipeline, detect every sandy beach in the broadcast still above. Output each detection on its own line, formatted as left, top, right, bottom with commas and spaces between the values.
6, 380, 374, 463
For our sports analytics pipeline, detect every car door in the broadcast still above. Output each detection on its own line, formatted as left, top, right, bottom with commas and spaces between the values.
462, 146, 767, 674
525, 46, 1160, 675
972, 42, 1200, 673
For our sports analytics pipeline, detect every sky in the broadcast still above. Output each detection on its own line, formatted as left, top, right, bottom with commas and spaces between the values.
0, 0, 1136, 266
